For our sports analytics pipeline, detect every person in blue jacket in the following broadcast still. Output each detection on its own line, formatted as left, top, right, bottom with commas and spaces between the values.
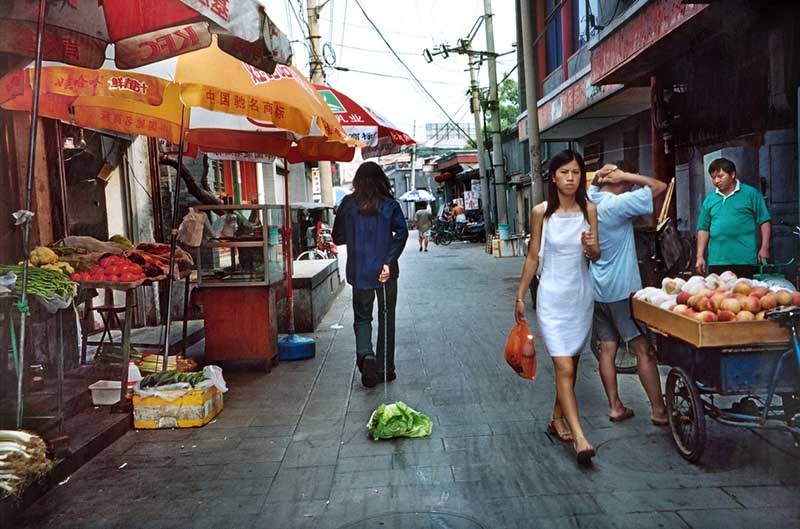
333, 161, 408, 388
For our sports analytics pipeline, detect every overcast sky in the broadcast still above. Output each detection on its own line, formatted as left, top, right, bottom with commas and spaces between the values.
268, 0, 519, 143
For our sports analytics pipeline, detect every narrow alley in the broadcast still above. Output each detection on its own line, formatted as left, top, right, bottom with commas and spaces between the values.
16, 234, 800, 529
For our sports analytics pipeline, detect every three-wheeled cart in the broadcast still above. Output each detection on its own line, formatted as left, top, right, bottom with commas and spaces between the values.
631, 297, 800, 462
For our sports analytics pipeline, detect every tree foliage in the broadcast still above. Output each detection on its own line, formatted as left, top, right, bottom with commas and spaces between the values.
498, 77, 520, 131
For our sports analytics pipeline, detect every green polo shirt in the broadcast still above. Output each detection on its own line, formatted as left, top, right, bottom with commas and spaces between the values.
697, 182, 770, 266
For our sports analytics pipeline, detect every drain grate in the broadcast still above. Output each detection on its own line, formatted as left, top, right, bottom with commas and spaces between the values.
335, 511, 486, 529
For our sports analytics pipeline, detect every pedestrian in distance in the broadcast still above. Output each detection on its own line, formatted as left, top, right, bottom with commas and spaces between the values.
449, 201, 467, 234
695, 157, 772, 279
588, 161, 669, 426
333, 161, 409, 388
414, 202, 433, 252
515, 149, 600, 465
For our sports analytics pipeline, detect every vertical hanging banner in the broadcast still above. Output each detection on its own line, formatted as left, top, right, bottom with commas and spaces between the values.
471, 179, 482, 199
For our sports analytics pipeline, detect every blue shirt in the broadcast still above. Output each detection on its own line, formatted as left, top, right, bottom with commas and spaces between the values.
332, 195, 408, 289
588, 185, 653, 303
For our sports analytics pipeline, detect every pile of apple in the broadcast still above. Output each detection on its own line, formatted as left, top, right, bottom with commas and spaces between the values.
635, 271, 800, 323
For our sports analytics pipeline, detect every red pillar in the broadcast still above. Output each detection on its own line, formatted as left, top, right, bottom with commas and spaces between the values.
536, 0, 546, 95
560, 0, 573, 79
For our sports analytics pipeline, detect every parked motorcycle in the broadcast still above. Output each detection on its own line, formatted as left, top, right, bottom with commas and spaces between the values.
432, 218, 486, 245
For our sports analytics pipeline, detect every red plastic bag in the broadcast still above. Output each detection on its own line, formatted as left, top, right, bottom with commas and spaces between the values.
504, 320, 537, 381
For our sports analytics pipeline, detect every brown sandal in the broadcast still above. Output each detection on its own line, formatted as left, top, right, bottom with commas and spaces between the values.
546, 417, 574, 442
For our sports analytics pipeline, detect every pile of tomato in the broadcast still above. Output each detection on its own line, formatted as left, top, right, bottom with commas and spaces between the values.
70, 255, 146, 283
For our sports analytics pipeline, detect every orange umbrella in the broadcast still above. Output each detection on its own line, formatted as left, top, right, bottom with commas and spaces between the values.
0, 64, 186, 142
0, 41, 359, 155
164, 41, 357, 160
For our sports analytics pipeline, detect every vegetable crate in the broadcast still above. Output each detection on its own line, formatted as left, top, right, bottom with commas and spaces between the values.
133, 386, 223, 429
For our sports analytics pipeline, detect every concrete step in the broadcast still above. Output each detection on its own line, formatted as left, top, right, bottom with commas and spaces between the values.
1, 406, 131, 527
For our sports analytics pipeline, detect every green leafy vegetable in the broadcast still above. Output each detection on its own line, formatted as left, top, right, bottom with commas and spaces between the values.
367, 401, 432, 441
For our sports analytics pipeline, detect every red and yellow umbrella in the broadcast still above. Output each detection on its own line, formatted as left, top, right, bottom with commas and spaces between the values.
0, 0, 292, 71
314, 83, 415, 158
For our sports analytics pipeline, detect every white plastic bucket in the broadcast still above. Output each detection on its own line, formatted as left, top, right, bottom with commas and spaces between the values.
498, 224, 511, 240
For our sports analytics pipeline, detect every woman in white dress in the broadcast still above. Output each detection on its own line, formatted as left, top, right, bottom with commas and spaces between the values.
515, 150, 600, 465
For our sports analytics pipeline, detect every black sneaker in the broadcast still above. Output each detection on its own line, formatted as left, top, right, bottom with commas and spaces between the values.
376, 371, 397, 383
361, 354, 378, 388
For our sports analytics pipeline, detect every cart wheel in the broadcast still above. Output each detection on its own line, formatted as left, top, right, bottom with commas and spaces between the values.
591, 327, 638, 374
665, 367, 706, 463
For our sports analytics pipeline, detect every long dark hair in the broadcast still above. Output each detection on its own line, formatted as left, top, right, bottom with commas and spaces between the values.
544, 149, 589, 221
352, 161, 393, 215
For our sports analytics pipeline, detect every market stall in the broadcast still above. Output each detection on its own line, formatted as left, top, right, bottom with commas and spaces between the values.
631, 272, 800, 462
192, 204, 286, 370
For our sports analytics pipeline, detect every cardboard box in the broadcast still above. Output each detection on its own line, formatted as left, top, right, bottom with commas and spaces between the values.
631, 297, 790, 348
133, 386, 223, 429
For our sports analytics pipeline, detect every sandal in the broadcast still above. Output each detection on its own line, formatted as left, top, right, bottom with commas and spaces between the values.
546, 417, 574, 442
651, 415, 669, 426
574, 436, 596, 465
609, 407, 635, 423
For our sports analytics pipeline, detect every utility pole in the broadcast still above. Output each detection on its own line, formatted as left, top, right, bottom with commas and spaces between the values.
410, 120, 416, 190
306, 0, 334, 206
468, 50, 492, 239
519, 0, 544, 204
482, 0, 508, 227
423, 15, 511, 243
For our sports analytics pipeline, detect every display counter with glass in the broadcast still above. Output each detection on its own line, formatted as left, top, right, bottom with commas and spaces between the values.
192, 204, 286, 370
194, 204, 285, 287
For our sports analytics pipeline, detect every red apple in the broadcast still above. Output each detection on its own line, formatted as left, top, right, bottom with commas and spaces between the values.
792, 292, 800, 307
750, 287, 769, 299
776, 290, 793, 307
720, 298, 742, 314
760, 293, 778, 311
715, 287, 730, 294
697, 288, 715, 298
673, 304, 690, 316
697, 297, 714, 312
717, 310, 737, 322
710, 293, 727, 311
676, 291, 692, 305
736, 311, 755, 321
733, 281, 752, 296
698, 311, 719, 323
740, 296, 760, 313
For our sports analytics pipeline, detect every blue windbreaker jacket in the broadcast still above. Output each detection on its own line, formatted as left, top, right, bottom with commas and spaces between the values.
332, 195, 408, 289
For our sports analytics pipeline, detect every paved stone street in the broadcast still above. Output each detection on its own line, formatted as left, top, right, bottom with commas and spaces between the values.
17, 233, 800, 529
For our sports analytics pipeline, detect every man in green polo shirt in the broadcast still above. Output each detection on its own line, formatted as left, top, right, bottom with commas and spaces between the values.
695, 157, 771, 278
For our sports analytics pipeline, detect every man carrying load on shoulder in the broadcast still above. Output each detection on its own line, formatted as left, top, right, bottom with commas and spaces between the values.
589, 161, 669, 426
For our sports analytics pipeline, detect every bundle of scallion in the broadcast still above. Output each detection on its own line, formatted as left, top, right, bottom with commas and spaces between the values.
0, 430, 52, 497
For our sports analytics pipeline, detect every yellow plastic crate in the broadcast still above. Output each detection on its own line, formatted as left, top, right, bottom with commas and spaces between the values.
133, 386, 223, 429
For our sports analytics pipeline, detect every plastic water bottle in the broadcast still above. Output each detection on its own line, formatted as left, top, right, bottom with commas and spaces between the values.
127, 361, 142, 397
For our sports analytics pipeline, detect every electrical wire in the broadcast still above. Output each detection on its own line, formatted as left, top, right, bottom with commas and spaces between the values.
319, 16, 436, 41
288, 0, 310, 38
337, 43, 420, 57
351, 0, 473, 142
333, 66, 463, 85
498, 63, 518, 87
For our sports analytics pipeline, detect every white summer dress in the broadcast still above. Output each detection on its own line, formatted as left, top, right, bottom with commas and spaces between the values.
535, 213, 594, 357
